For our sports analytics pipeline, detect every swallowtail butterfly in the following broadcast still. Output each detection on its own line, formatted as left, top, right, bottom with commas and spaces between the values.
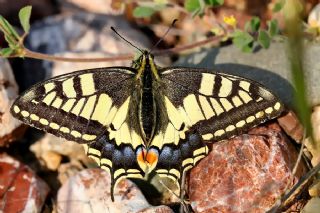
11, 49, 284, 201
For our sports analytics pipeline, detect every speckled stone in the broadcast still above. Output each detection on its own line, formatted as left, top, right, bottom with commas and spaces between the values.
188, 123, 306, 213
0, 153, 49, 212
57, 168, 173, 213
137, 205, 174, 213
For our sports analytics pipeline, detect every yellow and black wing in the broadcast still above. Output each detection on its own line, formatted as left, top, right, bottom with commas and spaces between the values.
10, 67, 145, 200
151, 67, 284, 191
11, 68, 137, 142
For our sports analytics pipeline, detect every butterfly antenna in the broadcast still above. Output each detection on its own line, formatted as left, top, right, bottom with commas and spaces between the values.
111, 26, 144, 54
149, 19, 178, 54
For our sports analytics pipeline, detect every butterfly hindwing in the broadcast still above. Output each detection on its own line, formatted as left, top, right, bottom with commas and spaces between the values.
150, 67, 284, 191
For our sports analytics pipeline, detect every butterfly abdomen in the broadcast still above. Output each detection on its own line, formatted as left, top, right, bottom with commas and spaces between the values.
140, 63, 156, 142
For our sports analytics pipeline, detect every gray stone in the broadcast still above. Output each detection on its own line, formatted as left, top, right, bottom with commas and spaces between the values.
18, 12, 151, 91
175, 41, 320, 108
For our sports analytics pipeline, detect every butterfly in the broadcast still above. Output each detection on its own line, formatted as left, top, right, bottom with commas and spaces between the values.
11, 49, 284, 201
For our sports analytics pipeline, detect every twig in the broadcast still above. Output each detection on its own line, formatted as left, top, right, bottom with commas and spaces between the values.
23, 48, 133, 62
153, 34, 224, 56
14, 34, 224, 63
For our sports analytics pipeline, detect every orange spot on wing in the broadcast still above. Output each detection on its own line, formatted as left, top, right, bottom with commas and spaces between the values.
146, 150, 158, 165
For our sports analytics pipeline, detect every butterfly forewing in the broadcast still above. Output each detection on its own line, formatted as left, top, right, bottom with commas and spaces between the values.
160, 67, 283, 142
11, 67, 136, 143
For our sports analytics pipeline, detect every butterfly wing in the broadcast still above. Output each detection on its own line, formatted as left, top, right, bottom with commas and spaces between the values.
151, 67, 284, 193
11, 67, 145, 200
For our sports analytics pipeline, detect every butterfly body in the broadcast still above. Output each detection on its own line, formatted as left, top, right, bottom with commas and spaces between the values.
11, 51, 284, 200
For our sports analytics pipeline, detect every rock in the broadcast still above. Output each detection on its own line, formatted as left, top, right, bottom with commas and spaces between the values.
304, 138, 320, 166
0, 58, 26, 147
58, 161, 88, 184
175, 41, 320, 107
304, 106, 320, 166
60, 0, 124, 15
188, 123, 306, 213
0, 153, 49, 212
311, 106, 320, 142
30, 133, 88, 164
137, 205, 174, 213
309, 179, 320, 197
30, 133, 93, 181
17, 12, 151, 91
308, 3, 320, 27
40, 150, 62, 170
277, 110, 304, 143
302, 197, 320, 213
57, 168, 172, 212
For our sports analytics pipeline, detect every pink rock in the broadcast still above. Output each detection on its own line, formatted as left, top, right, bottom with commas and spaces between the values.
189, 123, 306, 213
277, 111, 304, 143
0, 59, 26, 147
137, 205, 174, 213
57, 168, 172, 213
0, 153, 50, 213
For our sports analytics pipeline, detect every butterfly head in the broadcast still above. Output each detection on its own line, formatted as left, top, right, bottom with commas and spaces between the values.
135, 51, 160, 80
136, 146, 159, 174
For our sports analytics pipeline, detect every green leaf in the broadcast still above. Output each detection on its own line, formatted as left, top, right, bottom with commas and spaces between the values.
0, 16, 20, 41
5, 34, 17, 48
273, 0, 285, 12
133, 6, 157, 18
244, 21, 250, 32
249, 16, 260, 32
257, 30, 270, 48
0, 47, 13, 57
241, 43, 254, 53
19, 5, 32, 33
205, 0, 224, 6
232, 30, 254, 52
267, 19, 279, 37
185, 0, 200, 12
